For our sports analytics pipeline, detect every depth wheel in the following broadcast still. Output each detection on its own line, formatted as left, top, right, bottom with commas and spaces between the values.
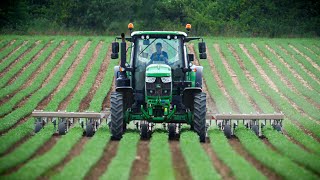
193, 92, 206, 143
140, 124, 150, 140
110, 92, 124, 140
58, 121, 66, 135
86, 123, 94, 137
35, 121, 43, 133
168, 123, 176, 140
274, 124, 282, 133
224, 125, 232, 139
252, 125, 259, 136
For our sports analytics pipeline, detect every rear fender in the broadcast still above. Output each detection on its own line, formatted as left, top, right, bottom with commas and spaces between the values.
182, 87, 202, 110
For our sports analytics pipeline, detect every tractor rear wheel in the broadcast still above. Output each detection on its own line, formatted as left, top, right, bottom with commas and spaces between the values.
193, 92, 206, 143
110, 92, 124, 140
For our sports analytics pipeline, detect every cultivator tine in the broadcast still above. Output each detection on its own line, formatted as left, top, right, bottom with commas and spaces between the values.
32, 110, 110, 136
207, 112, 284, 138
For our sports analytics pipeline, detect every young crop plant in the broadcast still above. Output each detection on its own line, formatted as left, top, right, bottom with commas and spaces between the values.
208, 129, 266, 180
100, 131, 140, 180
51, 127, 111, 180
180, 131, 221, 180
0, 39, 24, 61
0, 39, 50, 88
147, 131, 175, 180
235, 128, 318, 180
1, 127, 84, 180
0, 39, 62, 97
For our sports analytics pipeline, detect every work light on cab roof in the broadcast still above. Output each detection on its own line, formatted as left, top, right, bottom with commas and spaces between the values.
31, 23, 284, 142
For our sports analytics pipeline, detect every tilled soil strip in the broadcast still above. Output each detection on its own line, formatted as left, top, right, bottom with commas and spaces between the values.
0, 41, 66, 106
57, 41, 96, 110
39, 137, 89, 179
240, 44, 318, 124
0, 41, 78, 135
253, 44, 319, 110
289, 45, 320, 72
84, 141, 119, 180
0, 40, 16, 53
129, 141, 150, 180
229, 138, 282, 180
79, 45, 111, 111
228, 45, 320, 143
304, 46, 320, 58
223, 44, 312, 154
278, 45, 320, 85
169, 141, 192, 180
6, 41, 52, 86
0, 41, 28, 64
0, 41, 40, 77
3, 135, 60, 175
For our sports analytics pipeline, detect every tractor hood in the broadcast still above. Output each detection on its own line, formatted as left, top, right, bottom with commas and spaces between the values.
146, 64, 171, 77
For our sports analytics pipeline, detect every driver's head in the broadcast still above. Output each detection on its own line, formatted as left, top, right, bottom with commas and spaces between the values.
156, 43, 162, 53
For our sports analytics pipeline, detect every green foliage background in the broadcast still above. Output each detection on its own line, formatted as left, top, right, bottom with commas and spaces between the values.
0, 0, 319, 37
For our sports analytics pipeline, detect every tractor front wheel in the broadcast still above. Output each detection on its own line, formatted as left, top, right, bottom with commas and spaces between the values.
193, 92, 206, 142
110, 92, 124, 140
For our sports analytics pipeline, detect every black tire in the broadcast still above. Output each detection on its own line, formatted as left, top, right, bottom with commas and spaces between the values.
140, 124, 150, 140
86, 123, 94, 137
224, 125, 232, 139
274, 124, 282, 133
58, 121, 66, 135
168, 123, 176, 140
110, 92, 124, 140
35, 121, 43, 133
252, 125, 259, 136
193, 92, 206, 143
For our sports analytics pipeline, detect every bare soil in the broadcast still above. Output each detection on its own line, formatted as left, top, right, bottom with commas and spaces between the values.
129, 141, 150, 180
79, 42, 111, 111
229, 138, 282, 180
84, 141, 119, 180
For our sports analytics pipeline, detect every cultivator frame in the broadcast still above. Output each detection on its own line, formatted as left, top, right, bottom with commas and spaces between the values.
206, 113, 284, 138
32, 110, 110, 137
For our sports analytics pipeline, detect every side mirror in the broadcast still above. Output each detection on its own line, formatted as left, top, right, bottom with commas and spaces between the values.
198, 42, 206, 53
143, 39, 150, 45
199, 52, 207, 59
111, 42, 119, 59
188, 54, 194, 62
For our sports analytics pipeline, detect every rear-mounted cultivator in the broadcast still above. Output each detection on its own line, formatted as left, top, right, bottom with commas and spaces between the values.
207, 113, 284, 138
32, 110, 110, 137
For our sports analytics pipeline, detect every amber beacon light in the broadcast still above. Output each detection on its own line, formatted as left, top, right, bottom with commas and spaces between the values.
128, 23, 134, 30
186, 24, 191, 31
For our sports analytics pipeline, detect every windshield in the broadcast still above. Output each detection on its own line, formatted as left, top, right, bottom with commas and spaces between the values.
134, 38, 183, 69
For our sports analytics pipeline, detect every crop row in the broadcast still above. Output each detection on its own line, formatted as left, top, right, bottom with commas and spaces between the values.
0, 39, 49, 88
202, 41, 319, 178
0, 39, 87, 132
0, 40, 36, 73
0, 39, 61, 98
216, 42, 320, 170
1, 38, 112, 178
0, 40, 24, 62
0, 40, 72, 116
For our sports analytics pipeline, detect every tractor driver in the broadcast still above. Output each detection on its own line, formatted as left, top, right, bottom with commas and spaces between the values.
149, 42, 169, 64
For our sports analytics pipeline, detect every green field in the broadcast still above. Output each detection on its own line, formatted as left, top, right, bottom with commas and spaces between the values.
0, 35, 319, 179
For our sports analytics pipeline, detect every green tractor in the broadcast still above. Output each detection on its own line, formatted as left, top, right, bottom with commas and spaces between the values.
110, 24, 208, 142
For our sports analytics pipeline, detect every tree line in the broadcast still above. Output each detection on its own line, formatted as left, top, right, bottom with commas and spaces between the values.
0, 0, 319, 37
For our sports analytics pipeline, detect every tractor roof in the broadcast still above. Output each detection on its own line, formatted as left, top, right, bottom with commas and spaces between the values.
131, 31, 187, 37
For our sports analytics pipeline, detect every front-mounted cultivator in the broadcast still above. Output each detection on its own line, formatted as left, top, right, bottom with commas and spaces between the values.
32, 110, 109, 137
